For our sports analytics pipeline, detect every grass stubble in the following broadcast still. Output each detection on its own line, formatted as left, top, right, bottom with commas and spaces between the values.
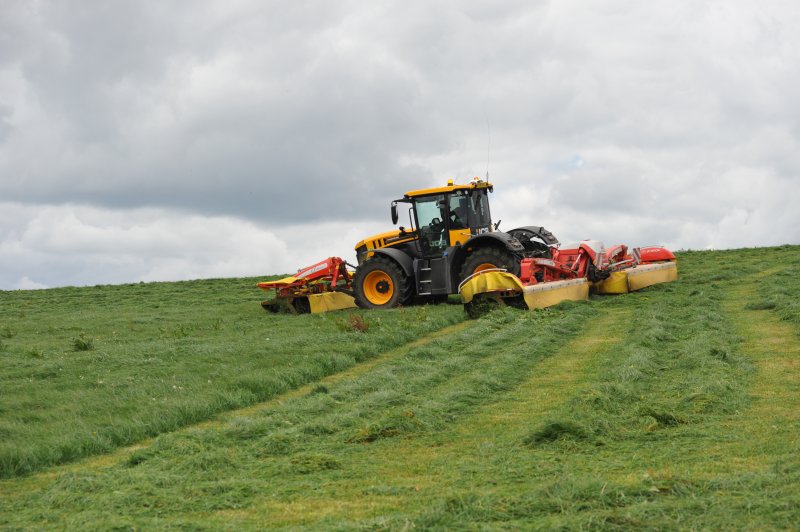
0, 245, 799, 529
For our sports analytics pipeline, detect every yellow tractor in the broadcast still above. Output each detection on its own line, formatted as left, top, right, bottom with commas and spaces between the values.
352, 178, 557, 309
257, 178, 676, 313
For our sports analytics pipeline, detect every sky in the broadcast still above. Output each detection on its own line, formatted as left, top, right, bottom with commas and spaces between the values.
1, 0, 799, 290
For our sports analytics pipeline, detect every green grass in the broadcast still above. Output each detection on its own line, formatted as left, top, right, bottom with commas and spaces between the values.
1, 245, 800, 529
737, 245, 800, 332
0, 277, 465, 477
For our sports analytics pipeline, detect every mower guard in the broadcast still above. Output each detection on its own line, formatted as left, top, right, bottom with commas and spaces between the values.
459, 269, 525, 304
596, 262, 678, 294
459, 271, 589, 310
308, 292, 357, 313
522, 278, 589, 309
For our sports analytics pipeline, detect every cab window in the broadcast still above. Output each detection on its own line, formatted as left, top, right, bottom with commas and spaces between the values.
448, 193, 468, 230
414, 194, 447, 256
468, 190, 491, 228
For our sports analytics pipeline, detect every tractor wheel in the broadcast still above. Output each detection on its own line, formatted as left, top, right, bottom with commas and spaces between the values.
354, 256, 413, 309
459, 246, 521, 282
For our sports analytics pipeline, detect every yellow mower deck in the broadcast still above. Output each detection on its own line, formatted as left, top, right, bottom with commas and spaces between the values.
595, 262, 678, 294
459, 261, 678, 313
262, 292, 357, 314
308, 292, 357, 313
460, 271, 590, 310
522, 278, 590, 309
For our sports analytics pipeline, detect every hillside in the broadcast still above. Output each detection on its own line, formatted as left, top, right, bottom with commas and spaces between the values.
1, 246, 799, 529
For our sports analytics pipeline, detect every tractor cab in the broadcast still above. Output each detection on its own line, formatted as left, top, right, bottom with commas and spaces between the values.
394, 178, 494, 258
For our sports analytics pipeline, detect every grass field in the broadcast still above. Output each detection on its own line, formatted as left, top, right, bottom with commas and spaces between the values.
1, 245, 799, 529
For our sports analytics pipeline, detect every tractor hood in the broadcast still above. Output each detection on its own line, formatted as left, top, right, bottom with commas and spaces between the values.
353, 228, 417, 251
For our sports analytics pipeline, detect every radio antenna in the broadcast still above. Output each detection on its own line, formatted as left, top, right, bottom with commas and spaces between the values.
486, 120, 491, 181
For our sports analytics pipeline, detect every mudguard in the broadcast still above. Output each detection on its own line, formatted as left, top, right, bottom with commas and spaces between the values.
366, 247, 414, 277
507, 226, 560, 246
462, 232, 526, 254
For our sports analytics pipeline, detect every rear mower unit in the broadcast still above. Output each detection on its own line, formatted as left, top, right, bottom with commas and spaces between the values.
459, 240, 677, 317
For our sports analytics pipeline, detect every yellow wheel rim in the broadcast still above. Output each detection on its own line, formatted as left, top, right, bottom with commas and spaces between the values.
473, 262, 498, 274
363, 270, 394, 305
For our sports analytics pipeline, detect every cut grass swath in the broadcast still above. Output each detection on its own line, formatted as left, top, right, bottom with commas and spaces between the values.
1, 245, 799, 529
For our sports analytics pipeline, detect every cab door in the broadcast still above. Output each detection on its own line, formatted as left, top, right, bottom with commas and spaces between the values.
466, 189, 492, 235
413, 194, 448, 258
446, 191, 472, 246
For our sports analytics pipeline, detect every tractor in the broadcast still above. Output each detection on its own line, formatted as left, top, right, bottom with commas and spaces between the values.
351, 178, 557, 309
256, 178, 677, 314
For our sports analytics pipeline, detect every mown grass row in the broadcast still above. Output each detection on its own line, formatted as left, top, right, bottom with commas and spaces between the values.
0, 301, 600, 528
305, 252, 790, 530
2, 245, 799, 529
0, 277, 465, 477
2, 247, 769, 529
377, 249, 795, 530
679, 245, 800, 334
739, 246, 800, 331
524, 277, 753, 447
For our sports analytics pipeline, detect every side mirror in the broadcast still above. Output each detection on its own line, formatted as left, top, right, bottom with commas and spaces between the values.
391, 203, 399, 225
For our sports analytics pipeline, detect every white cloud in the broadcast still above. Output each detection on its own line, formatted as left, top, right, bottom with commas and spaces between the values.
12, 276, 48, 290
0, 203, 294, 288
1, 1, 799, 289
0, 199, 403, 289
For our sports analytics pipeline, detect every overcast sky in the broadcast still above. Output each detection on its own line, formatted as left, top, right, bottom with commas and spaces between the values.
1, 1, 799, 290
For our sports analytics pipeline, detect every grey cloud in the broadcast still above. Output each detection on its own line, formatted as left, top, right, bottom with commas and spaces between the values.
2, 1, 467, 221
0, 201, 381, 289
1, 0, 799, 290
0, 104, 13, 141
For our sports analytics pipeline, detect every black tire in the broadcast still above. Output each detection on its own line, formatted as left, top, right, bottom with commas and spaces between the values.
354, 256, 413, 309
459, 246, 521, 282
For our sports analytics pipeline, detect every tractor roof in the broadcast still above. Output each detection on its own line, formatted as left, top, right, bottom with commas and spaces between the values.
402, 178, 493, 199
